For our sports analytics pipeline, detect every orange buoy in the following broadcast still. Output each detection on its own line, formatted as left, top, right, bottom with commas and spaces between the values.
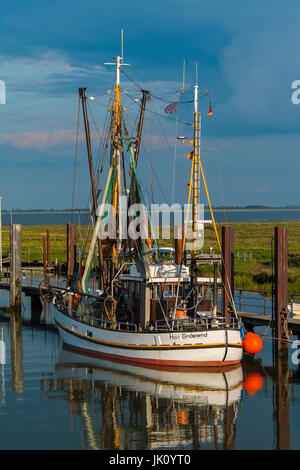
243, 332, 263, 355
175, 309, 187, 318
243, 372, 263, 395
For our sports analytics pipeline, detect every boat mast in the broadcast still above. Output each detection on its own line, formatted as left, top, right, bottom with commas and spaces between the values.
79, 87, 104, 290
81, 39, 130, 297
191, 67, 201, 301
105, 37, 130, 257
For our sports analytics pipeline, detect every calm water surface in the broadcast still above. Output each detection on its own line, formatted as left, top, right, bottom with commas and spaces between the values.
0, 286, 299, 450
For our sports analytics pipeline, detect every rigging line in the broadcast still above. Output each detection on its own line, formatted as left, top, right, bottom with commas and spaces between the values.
72, 94, 81, 222
121, 96, 140, 143
121, 98, 169, 205
171, 87, 183, 205
144, 101, 193, 127
171, 114, 179, 206
174, 157, 195, 314
124, 137, 159, 250
210, 114, 227, 222
150, 97, 186, 195
81, 84, 114, 222
87, 94, 111, 166
124, 104, 154, 201
125, 88, 193, 127
121, 71, 193, 127
150, 99, 154, 204
121, 68, 144, 91
150, 93, 193, 104
126, 125, 170, 205
128, 64, 183, 101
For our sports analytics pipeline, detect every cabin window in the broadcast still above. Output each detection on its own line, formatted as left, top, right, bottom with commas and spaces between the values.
174, 284, 183, 298
86, 330, 93, 338
163, 284, 173, 298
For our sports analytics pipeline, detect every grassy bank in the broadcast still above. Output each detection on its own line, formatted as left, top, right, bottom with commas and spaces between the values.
2, 221, 300, 293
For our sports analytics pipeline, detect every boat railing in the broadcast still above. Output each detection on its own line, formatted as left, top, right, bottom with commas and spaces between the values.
154, 315, 240, 332
58, 303, 240, 333
59, 304, 138, 331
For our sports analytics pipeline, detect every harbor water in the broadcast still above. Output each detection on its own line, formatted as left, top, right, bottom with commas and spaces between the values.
0, 285, 299, 450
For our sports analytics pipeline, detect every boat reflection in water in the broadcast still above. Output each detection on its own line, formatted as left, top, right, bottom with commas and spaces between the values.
42, 347, 246, 450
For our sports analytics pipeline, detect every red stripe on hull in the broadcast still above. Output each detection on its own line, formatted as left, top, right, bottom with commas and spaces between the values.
62, 342, 241, 369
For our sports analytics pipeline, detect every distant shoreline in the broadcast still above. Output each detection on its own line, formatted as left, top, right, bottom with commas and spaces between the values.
2, 208, 300, 215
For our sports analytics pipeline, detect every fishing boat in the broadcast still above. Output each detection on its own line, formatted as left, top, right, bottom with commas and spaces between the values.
51, 44, 244, 367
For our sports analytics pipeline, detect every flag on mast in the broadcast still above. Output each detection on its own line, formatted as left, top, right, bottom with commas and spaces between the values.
164, 102, 178, 114
207, 100, 212, 116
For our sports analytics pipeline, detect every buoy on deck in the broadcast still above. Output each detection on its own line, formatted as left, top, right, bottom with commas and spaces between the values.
243, 372, 263, 395
243, 332, 263, 355
175, 309, 187, 318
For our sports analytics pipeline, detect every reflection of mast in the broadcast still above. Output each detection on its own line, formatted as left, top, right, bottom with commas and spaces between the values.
223, 404, 236, 450
100, 387, 120, 449
0, 324, 5, 406
10, 310, 24, 394
81, 402, 101, 450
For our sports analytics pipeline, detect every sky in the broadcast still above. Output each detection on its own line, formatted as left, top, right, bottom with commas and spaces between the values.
0, 0, 300, 209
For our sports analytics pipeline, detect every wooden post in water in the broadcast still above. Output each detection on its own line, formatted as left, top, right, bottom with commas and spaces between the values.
42, 235, 47, 273
10, 224, 22, 312
274, 227, 288, 353
222, 226, 234, 321
46, 229, 50, 266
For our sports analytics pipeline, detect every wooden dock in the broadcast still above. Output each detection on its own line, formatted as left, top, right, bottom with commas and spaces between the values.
238, 311, 300, 335
0, 281, 48, 297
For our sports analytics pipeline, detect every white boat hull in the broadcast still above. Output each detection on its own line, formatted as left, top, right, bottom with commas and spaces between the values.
54, 308, 243, 367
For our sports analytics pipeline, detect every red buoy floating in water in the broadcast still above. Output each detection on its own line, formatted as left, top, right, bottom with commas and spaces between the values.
243, 372, 263, 395
243, 332, 263, 354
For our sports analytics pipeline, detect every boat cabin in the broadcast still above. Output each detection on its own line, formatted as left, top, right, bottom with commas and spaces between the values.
118, 264, 218, 326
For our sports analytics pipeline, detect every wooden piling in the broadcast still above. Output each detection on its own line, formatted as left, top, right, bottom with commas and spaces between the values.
222, 226, 234, 320
42, 235, 47, 272
274, 227, 289, 352
10, 224, 22, 312
174, 225, 183, 265
46, 229, 50, 266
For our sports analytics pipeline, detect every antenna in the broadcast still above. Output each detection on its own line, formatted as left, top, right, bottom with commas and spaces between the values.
104, 31, 130, 86
121, 29, 124, 60
181, 59, 185, 93
195, 60, 198, 86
